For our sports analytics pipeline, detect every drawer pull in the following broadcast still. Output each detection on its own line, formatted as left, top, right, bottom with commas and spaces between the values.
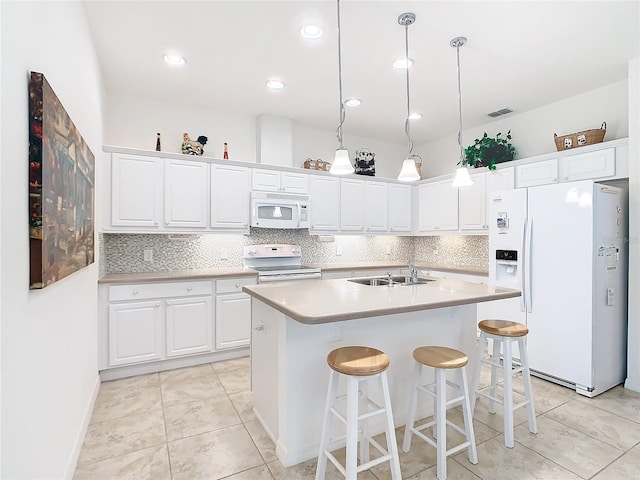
155, 303, 160, 307
235, 283, 240, 288
187, 287, 192, 291
166, 301, 171, 306
133, 290, 139, 295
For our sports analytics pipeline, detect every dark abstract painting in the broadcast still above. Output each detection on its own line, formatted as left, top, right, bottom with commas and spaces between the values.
28, 71, 95, 289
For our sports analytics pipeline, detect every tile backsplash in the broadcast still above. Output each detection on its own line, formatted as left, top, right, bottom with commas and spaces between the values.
102, 230, 488, 273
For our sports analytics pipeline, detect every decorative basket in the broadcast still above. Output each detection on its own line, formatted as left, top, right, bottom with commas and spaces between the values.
554, 122, 606, 151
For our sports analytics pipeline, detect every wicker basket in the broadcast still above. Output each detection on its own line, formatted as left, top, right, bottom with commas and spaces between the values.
554, 122, 606, 151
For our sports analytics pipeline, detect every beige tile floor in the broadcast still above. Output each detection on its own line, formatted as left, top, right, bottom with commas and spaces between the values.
75, 356, 640, 480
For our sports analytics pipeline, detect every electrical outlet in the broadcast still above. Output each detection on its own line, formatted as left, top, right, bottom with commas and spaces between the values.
336, 245, 343, 256
433, 249, 439, 255
385, 245, 392, 255
143, 249, 153, 262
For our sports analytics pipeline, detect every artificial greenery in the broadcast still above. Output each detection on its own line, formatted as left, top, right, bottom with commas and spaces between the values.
460, 131, 516, 171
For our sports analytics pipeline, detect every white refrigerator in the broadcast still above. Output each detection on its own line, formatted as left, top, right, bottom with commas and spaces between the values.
479, 179, 628, 397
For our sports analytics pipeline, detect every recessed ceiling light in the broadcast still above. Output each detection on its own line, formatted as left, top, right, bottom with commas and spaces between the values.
300, 24, 324, 39
409, 113, 422, 120
392, 57, 414, 69
163, 54, 186, 66
345, 98, 361, 107
266, 79, 286, 91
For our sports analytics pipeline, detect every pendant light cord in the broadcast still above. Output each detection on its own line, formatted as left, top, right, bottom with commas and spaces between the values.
455, 40, 464, 162
336, 0, 345, 149
404, 22, 413, 156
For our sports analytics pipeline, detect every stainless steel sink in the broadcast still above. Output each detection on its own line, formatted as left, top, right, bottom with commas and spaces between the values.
347, 277, 389, 286
347, 276, 434, 286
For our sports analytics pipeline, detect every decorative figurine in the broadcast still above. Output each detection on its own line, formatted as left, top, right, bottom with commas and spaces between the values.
155, 132, 161, 151
223, 142, 229, 159
181, 133, 208, 156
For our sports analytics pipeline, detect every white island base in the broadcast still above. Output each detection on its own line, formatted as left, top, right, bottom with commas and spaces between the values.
250, 298, 479, 468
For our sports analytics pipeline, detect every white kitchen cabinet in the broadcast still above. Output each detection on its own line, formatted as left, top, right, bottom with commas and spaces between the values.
108, 301, 163, 366
559, 147, 615, 182
215, 277, 256, 350
252, 168, 308, 194
309, 175, 341, 232
107, 280, 214, 367
388, 183, 412, 232
340, 178, 365, 232
459, 173, 487, 231
516, 159, 558, 188
166, 296, 213, 357
210, 164, 250, 231
110, 153, 163, 228
164, 159, 209, 229
486, 166, 515, 193
418, 180, 459, 232
365, 182, 389, 232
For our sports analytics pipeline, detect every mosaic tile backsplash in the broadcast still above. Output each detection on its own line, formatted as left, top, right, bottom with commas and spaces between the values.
102, 231, 489, 274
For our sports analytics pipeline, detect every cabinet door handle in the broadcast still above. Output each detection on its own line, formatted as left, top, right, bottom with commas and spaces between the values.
564, 176, 569, 180
166, 301, 171, 306
132, 290, 139, 295
553, 178, 558, 182
155, 303, 160, 307
187, 287, 192, 291
235, 283, 240, 288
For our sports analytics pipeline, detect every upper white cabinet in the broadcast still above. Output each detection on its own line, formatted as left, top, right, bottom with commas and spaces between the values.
309, 175, 340, 232
486, 166, 515, 193
418, 180, 459, 232
516, 158, 559, 188
164, 159, 209, 229
111, 153, 163, 228
340, 178, 365, 232
252, 168, 308, 194
459, 173, 487, 231
365, 182, 389, 232
388, 183, 412, 232
210, 164, 250, 231
559, 147, 615, 182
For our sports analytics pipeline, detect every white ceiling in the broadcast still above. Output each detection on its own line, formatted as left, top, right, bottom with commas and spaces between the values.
83, 1, 639, 145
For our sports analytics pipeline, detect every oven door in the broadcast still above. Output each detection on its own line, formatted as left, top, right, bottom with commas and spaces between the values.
258, 272, 322, 283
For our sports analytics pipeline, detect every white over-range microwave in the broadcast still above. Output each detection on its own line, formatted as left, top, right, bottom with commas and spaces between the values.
250, 192, 310, 229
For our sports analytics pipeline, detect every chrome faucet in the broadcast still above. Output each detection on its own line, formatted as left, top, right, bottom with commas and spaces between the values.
408, 262, 418, 283
387, 271, 394, 286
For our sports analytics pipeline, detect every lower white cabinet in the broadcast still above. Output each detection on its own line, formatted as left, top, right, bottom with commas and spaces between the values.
166, 296, 213, 357
215, 277, 256, 350
107, 280, 215, 367
109, 300, 163, 366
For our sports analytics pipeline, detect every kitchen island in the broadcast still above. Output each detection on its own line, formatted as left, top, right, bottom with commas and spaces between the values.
243, 277, 520, 467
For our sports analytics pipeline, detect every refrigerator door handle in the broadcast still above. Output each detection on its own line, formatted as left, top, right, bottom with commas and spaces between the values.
520, 217, 528, 312
524, 215, 533, 313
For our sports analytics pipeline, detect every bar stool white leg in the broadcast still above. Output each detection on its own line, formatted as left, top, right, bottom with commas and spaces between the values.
518, 337, 537, 434
380, 371, 402, 480
459, 366, 478, 466
435, 368, 447, 480
402, 361, 421, 453
470, 332, 487, 411
488, 336, 501, 414
359, 379, 370, 465
316, 370, 338, 480
345, 376, 359, 480
503, 339, 514, 448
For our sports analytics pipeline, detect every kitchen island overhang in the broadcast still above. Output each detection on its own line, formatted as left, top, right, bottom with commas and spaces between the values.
243, 278, 521, 468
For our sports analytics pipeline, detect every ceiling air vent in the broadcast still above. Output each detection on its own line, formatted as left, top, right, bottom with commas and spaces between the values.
488, 108, 513, 118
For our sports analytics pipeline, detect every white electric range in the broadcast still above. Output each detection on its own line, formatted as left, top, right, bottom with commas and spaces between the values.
243, 244, 321, 283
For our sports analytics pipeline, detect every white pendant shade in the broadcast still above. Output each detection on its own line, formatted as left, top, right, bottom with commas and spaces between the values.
452, 166, 473, 187
330, 148, 354, 175
397, 158, 421, 182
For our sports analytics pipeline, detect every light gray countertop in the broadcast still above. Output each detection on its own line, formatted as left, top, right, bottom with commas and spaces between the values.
243, 277, 518, 325
98, 267, 257, 284
307, 262, 489, 277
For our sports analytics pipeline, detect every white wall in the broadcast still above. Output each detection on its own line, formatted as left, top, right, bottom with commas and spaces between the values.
293, 124, 406, 178
105, 93, 408, 179
418, 80, 629, 178
0, 2, 104, 478
626, 58, 639, 393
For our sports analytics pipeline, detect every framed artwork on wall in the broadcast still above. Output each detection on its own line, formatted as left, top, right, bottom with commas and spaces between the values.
28, 71, 95, 289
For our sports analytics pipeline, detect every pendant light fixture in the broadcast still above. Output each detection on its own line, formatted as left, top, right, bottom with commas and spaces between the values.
329, 0, 354, 175
451, 36, 473, 187
396, 12, 421, 182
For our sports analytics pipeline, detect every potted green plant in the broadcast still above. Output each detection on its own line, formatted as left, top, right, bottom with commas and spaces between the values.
461, 131, 516, 171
